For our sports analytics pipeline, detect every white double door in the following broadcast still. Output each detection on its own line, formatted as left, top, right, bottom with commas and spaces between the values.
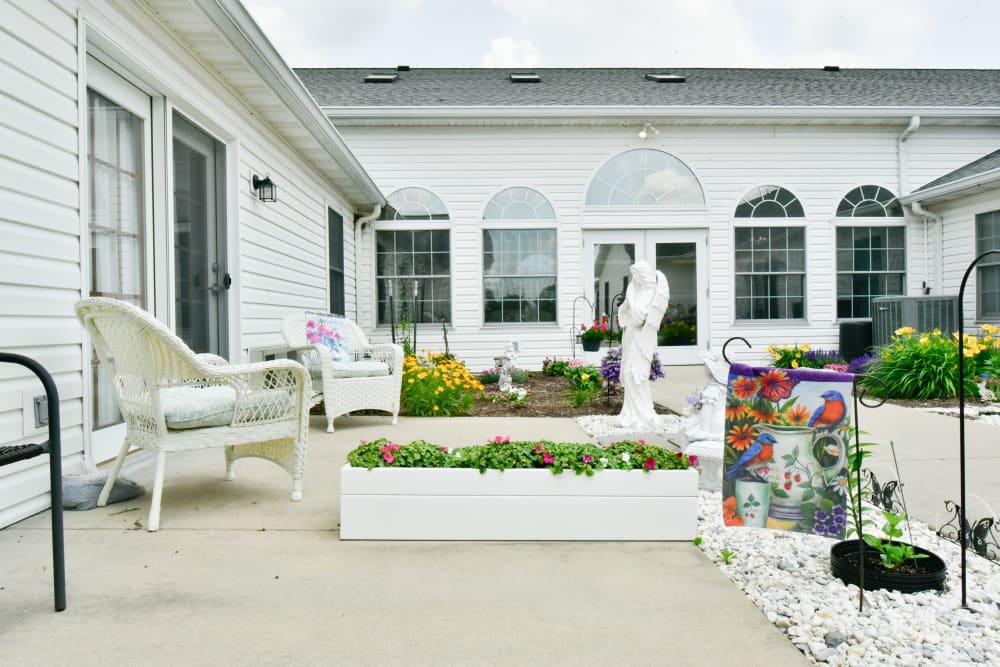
583, 229, 708, 365
85, 58, 228, 464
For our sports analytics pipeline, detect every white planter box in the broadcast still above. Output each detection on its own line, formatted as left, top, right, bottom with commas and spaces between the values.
340, 465, 699, 541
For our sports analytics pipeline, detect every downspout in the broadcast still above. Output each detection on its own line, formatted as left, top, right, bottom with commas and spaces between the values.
354, 204, 382, 326
896, 116, 931, 293
909, 200, 942, 295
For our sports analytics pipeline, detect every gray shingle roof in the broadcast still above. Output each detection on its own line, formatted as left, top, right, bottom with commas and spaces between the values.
915, 148, 1000, 191
295, 67, 1000, 108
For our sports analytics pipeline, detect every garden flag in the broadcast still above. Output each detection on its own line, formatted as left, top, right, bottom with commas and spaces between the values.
722, 362, 851, 537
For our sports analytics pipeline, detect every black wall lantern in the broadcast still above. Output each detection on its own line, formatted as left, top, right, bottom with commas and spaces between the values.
252, 174, 277, 202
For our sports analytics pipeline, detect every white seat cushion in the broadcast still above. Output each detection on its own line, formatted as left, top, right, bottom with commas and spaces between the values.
160, 386, 291, 430
327, 361, 390, 379
161, 386, 236, 429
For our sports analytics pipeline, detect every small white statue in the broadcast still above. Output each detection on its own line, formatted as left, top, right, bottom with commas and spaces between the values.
615, 261, 670, 431
682, 383, 726, 444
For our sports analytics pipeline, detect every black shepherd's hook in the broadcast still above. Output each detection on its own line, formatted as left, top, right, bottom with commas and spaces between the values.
956, 249, 1000, 608
849, 372, 888, 612
721, 336, 751, 364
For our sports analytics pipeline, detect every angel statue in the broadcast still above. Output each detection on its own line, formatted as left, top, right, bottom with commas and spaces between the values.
615, 261, 670, 431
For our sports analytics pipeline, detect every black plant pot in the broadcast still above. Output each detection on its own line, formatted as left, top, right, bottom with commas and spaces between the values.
830, 539, 947, 593
581, 339, 601, 352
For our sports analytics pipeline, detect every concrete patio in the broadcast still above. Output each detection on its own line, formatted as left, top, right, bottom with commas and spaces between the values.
2, 366, 996, 666
1, 408, 806, 666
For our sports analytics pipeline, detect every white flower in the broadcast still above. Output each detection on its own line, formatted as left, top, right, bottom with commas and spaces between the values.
621, 452, 630, 463
599, 457, 608, 465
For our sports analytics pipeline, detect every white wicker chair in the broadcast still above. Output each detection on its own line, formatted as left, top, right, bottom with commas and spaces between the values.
281, 313, 403, 432
76, 297, 310, 531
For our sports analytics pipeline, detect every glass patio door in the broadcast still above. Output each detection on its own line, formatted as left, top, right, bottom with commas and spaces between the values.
85, 58, 153, 463
584, 229, 707, 364
172, 113, 228, 356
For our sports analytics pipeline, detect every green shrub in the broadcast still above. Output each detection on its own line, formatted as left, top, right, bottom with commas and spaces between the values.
861, 326, 1000, 399
542, 357, 570, 376
401, 351, 484, 416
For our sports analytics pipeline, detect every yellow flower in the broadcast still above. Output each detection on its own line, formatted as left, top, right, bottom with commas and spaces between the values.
433, 405, 440, 412
791, 360, 798, 368
919, 335, 930, 345
407, 378, 415, 384
581, 373, 590, 382
895, 326, 916, 336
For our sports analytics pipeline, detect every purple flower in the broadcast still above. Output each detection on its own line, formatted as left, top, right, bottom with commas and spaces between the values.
582, 454, 594, 463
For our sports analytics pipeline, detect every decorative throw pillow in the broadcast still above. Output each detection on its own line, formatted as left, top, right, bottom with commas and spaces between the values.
305, 311, 350, 362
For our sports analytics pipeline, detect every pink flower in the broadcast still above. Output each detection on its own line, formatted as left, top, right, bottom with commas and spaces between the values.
582, 455, 594, 463
542, 452, 555, 465
360, 440, 367, 445
688, 455, 699, 466
643, 458, 656, 470
533, 444, 545, 453
383, 452, 395, 464
490, 435, 510, 444
637, 439, 647, 445
439, 447, 448, 453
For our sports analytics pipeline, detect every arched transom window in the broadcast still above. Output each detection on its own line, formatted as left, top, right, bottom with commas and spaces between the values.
836, 185, 904, 217
586, 149, 705, 206
735, 186, 804, 218
380, 187, 449, 220
484, 187, 555, 220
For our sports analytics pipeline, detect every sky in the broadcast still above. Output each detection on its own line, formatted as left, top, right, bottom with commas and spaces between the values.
243, 0, 1000, 70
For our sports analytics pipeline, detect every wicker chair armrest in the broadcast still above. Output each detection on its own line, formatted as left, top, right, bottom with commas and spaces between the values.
353, 343, 404, 374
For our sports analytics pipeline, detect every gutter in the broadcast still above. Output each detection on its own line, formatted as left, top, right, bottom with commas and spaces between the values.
897, 115, 920, 194
909, 201, 942, 295
320, 104, 1000, 125
899, 167, 1000, 205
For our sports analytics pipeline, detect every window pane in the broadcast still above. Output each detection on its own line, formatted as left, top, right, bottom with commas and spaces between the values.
482, 228, 557, 323
733, 226, 806, 321
835, 225, 906, 318
376, 230, 451, 324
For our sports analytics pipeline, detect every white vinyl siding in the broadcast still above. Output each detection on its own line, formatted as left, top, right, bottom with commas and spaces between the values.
334, 123, 1000, 368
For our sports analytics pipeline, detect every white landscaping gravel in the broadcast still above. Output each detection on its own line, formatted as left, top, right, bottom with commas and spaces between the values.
578, 415, 1000, 666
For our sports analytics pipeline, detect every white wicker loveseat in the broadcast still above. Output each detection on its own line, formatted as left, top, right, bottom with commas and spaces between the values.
281, 313, 403, 432
76, 297, 310, 531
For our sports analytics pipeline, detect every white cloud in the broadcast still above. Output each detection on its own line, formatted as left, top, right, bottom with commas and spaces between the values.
245, 0, 1000, 69
481, 37, 542, 67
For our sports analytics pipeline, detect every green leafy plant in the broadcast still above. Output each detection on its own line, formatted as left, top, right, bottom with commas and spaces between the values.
658, 320, 696, 346
861, 324, 1000, 399
346, 437, 696, 476
692, 536, 703, 546
542, 357, 570, 377
401, 351, 484, 416
862, 510, 929, 570
720, 548, 736, 564
843, 432, 928, 571
564, 364, 602, 406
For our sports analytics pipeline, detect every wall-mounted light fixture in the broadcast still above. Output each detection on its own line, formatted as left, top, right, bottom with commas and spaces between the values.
252, 174, 277, 202
638, 122, 659, 140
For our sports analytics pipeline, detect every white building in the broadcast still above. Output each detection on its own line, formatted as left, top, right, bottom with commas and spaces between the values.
296, 67, 1000, 369
4, 4, 1000, 528
0, 0, 382, 527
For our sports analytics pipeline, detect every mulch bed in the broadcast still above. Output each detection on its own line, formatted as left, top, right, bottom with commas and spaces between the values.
466, 372, 675, 418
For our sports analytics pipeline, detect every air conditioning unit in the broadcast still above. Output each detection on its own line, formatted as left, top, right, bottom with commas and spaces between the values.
871, 295, 959, 347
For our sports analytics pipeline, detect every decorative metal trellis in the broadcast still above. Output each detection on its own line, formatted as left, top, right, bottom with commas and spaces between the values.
937, 501, 1000, 563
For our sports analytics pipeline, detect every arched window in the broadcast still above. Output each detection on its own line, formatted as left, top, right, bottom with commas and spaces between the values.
834, 186, 906, 319
585, 149, 704, 206
735, 186, 804, 218
484, 187, 556, 220
380, 187, 449, 220
376, 187, 450, 325
836, 185, 904, 217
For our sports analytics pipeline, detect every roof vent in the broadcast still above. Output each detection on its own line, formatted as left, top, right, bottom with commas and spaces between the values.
645, 73, 686, 83
364, 73, 398, 83
397, 65, 410, 72
823, 65, 840, 72
509, 72, 541, 83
